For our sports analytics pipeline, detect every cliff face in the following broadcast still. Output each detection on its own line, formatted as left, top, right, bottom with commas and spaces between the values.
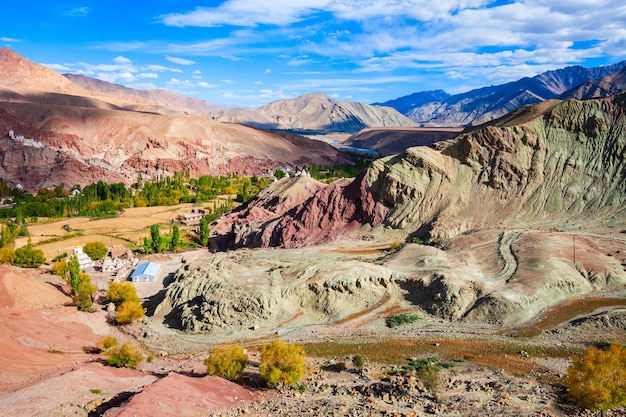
211, 94, 626, 248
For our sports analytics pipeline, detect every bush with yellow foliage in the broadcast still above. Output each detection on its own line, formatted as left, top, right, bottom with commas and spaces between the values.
565, 343, 626, 416
204, 344, 248, 381
259, 340, 306, 387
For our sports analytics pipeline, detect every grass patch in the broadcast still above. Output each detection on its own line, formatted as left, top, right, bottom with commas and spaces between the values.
304, 338, 582, 378
89, 389, 101, 394
386, 313, 420, 328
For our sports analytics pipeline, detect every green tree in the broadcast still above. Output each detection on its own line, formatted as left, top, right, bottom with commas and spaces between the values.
67, 255, 81, 294
12, 245, 45, 268
83, 241, 108, 260
204, 344, 248, 381
170, 224, 180, 252
150, 224, 161, 253
565, 343, 626, 416
143, 237, 151, 254
199, 216, 209, 247
259, 340, 306, 387
73, 273, 96, 312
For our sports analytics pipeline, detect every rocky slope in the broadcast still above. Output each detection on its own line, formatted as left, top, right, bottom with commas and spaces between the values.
380, 61, 626, 126
0, 49, 349, 189
211, 93, 626, 249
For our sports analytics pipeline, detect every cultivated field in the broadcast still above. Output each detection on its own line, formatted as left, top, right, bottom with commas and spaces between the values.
15, 196, 235, 261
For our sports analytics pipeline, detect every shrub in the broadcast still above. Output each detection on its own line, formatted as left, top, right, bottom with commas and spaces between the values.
386, 313, 420, 328
352, 354, 365, 370
204, 344, 248, 381
565, 343, 626, 415
0, 247, 15, 265
259, 340, 306, 387
98, 335, 119, 351
104, 342, 143, 368
12, 245, 45, 268
115, 300, 145, 324
83, 241, 107, 260
51, 260, 68, 276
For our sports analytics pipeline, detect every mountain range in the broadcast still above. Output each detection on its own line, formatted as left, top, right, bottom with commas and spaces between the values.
377, 61, 626, 127
0, 49, 350, 189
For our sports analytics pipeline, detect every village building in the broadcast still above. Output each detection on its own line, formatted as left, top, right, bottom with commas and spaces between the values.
177, 208, 206, 225
130, 261, 161, 283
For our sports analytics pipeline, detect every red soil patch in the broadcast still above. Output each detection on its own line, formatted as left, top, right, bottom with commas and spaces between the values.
0, 265, 68, 309
0, 265, 105, 392
104, 373, 258, 417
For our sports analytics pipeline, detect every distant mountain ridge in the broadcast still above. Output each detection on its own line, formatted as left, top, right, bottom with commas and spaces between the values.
0, 48, 349, 190
212, 92, 415, 133
558, 66, 626, 100
379, 61, 626, 127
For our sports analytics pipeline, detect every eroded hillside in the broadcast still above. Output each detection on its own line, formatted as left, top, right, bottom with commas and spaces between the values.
211, 94, 626, 249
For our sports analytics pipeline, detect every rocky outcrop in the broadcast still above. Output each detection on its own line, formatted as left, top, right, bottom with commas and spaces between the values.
212, 94, 626, 248
154, 251, 397, 333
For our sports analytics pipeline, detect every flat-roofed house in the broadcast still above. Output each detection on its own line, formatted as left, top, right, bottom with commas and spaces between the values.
130, 261, 161, 282
177, 208, 206, 225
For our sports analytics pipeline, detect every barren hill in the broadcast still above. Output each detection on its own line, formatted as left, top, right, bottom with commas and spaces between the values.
211, 93, 626, 249
0, 49, 349, 189
212, 92, 415, 132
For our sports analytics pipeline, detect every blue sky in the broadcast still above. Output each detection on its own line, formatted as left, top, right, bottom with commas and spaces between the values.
2, 0, 626, 107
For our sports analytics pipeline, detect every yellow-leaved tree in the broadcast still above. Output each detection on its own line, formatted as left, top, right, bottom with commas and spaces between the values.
204, 344, 248, 381
259, 340, 306, 387
105, 282, 144, 324
565, 343, 626, 417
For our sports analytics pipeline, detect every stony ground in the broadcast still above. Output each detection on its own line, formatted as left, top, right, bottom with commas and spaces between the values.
1, 224, 625, 416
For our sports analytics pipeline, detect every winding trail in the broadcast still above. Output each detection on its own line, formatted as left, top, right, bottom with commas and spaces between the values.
493, 231, 522, 283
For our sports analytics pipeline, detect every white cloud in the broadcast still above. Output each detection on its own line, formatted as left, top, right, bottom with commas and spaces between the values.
44, 63, 72, 71
114, 56, 132, 64
160, 0, 330, 27
198, 81, 217, 88
264, 68, 271, 73
0, 37, 20, 43
138, 73, 159, 79
165, 55, 196, 65
193, 70, 202, 75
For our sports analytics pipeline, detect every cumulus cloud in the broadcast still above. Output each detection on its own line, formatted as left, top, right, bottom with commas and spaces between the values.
198, 81, 217, 88
165, 55, 196, 65
0, 37, 20, 43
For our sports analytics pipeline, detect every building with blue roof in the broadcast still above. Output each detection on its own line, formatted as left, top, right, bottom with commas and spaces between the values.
130, 261, 161, 282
